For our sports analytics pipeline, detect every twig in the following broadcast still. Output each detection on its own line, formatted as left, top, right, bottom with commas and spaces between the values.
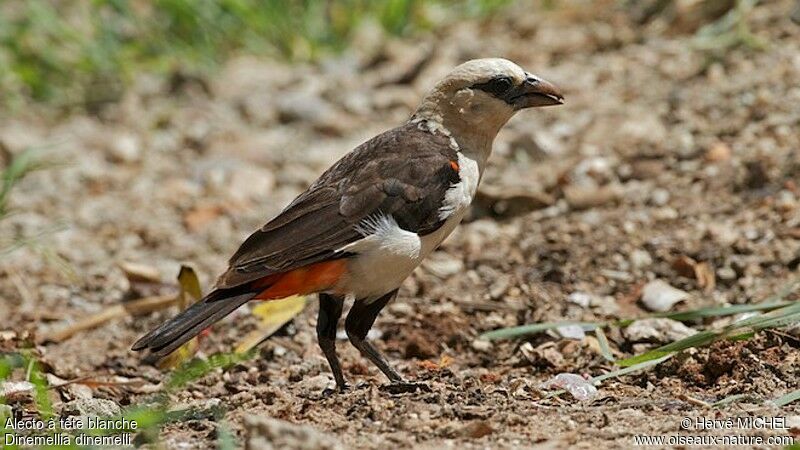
41, 293, 178, 343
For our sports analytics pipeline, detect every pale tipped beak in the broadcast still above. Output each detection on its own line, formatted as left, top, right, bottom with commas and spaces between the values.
509, 75, 564, 109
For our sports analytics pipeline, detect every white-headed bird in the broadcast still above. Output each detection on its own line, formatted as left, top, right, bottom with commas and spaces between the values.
133, 58, 564, 392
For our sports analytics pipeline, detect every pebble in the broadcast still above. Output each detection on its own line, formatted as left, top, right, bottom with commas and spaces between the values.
422, 253, 464, 278
564, 184, 620, 210
625, 318, 697, 343
245, 415, 344, 450
554, 324, 586, 340
629, 249, 653, 269
298, 374, 334, 393
61, 398, 122, 418
641, 280, 690, 312
650, 188, 670, 206
472, 339, 493, 352
107, 132, 141, 163
567, 292, 592, 308
227, 165, 275, 202
540, 373, 598, 401
717, 266, 737, 280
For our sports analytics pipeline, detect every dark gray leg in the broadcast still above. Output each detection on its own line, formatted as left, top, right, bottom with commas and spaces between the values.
317, 293, 346, 392
345, 290, 405, 383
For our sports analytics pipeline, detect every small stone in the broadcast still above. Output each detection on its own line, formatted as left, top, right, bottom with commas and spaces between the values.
564, 184, 620, 210
388, 302, 414, 317
567, 292, 592, 308
630, 249, 653, 269
245, 415, 344, 450
0, 381, 34, 398
422, 253, 464, 278
717, 266, 737, 280
108, 132, 141, 163
591, 295, 621, 316
641, 280, 689, 312
61, 398, 121, 418
625, 318, 697, 344
227, 166, 275, 202
705, 142, 731, 162
472, 339, 492, 352
651, 188, 670, 206
488, 275, 511, 299
298, 374, 333, 393
540, 373, 598, 401
553, 325, 586, 340
707, 223, 739, 246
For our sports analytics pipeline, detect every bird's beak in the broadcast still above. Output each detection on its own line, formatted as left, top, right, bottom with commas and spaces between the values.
508, 74, 564, 109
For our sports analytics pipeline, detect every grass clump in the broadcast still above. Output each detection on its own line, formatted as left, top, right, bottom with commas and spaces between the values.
0, 0, 512, 110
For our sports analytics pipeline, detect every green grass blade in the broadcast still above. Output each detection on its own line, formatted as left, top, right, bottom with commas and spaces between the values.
711, 393, 753, 408
653, 301, 795, 322
591, 353, 674, 384
594, 327, 615, 362
479, 321, 602, 341
617, 330, 719, 367
773, 389, 800, 407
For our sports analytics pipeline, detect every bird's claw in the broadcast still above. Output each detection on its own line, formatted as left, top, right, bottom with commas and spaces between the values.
380, 381, 431, 394
322, 383, 350, 397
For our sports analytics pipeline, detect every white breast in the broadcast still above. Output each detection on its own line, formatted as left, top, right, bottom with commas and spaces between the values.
334, 153, 481, 301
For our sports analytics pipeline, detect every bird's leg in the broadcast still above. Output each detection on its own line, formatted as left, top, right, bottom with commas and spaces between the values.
346, 290, 424, 393
317, 293, 347, 393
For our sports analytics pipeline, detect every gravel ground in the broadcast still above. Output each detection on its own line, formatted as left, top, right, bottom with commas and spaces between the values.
2, 1, 800, 448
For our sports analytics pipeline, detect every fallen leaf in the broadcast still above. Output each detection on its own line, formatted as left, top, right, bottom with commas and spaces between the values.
417, 355, 453, 371
177, 265, 203, 307
694, 261, 716, 293
118, 261, 161, 283
41, 294, 177, 342
672, 256, 716, 292
672, 255, 698, 278
158, 266, 205, 369
234, 296, 307, 354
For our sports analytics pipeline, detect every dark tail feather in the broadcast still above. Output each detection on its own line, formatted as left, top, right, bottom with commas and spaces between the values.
132, 288, 255, 361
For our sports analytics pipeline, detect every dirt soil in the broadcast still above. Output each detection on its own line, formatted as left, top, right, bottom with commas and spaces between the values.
2, 1, 800, 448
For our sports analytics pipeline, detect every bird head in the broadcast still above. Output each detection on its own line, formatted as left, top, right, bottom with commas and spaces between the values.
413, 58, 563, 159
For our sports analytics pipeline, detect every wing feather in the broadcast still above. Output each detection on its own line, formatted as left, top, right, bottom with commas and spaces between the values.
215, 122, 460, 289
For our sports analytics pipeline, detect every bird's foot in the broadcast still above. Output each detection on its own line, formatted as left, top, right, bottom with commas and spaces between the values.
380, 381, 431, 394
322, 383, 350, 397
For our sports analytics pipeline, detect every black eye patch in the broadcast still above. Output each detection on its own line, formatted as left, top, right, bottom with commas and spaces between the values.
472, 76, 514, 97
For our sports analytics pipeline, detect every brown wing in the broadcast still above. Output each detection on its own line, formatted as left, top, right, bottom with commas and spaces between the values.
215, 122, 460, 289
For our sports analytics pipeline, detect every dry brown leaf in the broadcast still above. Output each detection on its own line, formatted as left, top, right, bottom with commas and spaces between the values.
672, 255, 698, 278
672, 255, 716, 292
118, 261, 161, 283
417, 355, 453, 371
41, 293, 178, 343
157, 266, 205, 369
234, 295, 307, 354
694, 261, 716, 293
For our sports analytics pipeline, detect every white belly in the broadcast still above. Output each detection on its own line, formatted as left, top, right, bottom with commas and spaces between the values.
334, 153, 480, 301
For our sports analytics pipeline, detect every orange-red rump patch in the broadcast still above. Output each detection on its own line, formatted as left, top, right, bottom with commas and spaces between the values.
449, 160, 459, 171
253, 259, 347, 300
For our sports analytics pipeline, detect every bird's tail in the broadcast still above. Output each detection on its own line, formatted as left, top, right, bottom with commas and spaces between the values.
131, 288, 255, 361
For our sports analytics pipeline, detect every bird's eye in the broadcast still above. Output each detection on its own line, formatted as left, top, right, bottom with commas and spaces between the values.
484, 76, 513, 95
